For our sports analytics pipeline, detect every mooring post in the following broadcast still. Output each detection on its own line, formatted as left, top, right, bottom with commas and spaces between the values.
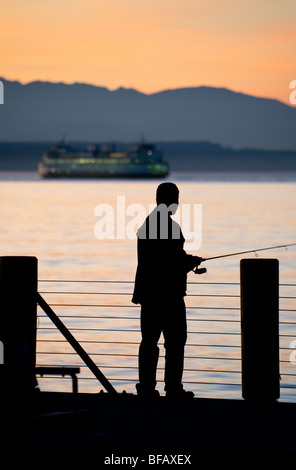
240, 258, 280, 402
0, 256, 38, 399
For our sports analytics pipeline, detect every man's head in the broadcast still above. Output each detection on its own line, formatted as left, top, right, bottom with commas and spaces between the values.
156, 182, 179, 212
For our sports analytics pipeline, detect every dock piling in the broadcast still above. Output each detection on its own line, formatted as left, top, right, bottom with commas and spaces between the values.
0, 256, 38, 398
240, 258, 280, 402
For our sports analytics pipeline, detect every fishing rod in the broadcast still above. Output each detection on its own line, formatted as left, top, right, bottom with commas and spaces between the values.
193, 243, 296, 275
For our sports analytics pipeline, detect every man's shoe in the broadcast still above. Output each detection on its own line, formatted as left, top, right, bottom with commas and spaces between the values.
166, 389, 194, 402
136, 383, 160, 400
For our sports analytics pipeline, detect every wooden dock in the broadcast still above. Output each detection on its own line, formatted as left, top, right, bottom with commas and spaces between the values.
1, 392, 296, 454
0, 257, 295, 455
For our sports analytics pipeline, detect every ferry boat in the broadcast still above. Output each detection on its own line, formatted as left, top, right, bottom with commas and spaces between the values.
38, 142, 169, 178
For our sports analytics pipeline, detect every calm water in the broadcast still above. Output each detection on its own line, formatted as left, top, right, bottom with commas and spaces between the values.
1, 171, 296, 401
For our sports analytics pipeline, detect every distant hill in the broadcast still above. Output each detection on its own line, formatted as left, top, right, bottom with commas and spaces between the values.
0, 79, 296, 151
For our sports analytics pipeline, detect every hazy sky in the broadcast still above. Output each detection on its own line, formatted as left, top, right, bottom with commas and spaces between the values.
1, 0, 296, 103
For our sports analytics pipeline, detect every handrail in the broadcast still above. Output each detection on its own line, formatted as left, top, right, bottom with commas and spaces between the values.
35, 279, 296, 400
38, 279, 241, 285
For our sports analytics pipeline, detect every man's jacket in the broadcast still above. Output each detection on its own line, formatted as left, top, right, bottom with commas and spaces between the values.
132, 206, 198, 305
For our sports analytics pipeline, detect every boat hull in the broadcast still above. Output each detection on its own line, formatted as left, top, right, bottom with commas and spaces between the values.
38, 159, 169, 178
38, 142, 170, 178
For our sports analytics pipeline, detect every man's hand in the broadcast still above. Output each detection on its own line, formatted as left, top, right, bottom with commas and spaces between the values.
185, 254, 204, 273
194, 256, 203, 267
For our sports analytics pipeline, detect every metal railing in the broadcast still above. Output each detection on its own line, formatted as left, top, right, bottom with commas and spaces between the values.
36, 279, 296, 401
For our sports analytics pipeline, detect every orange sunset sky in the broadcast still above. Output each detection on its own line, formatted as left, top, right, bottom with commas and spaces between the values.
1, 0, 296, 104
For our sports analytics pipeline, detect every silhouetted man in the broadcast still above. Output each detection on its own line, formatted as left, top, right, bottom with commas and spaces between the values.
132, 182, 202, 400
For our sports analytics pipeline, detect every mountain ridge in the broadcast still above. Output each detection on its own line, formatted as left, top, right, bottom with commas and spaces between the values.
0, 78, 295, 150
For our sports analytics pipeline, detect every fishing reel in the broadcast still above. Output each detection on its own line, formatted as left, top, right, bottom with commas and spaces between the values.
193, 266, 207, 275
193, 256, 207, 275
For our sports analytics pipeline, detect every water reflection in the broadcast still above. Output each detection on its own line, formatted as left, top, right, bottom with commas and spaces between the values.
1, 174, 296, 400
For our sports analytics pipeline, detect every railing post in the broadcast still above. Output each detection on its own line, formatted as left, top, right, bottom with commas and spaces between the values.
0, 256, 38, 399
240, 258, 280, 402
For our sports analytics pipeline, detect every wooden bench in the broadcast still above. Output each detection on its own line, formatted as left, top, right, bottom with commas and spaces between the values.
35, 367, 80, 394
